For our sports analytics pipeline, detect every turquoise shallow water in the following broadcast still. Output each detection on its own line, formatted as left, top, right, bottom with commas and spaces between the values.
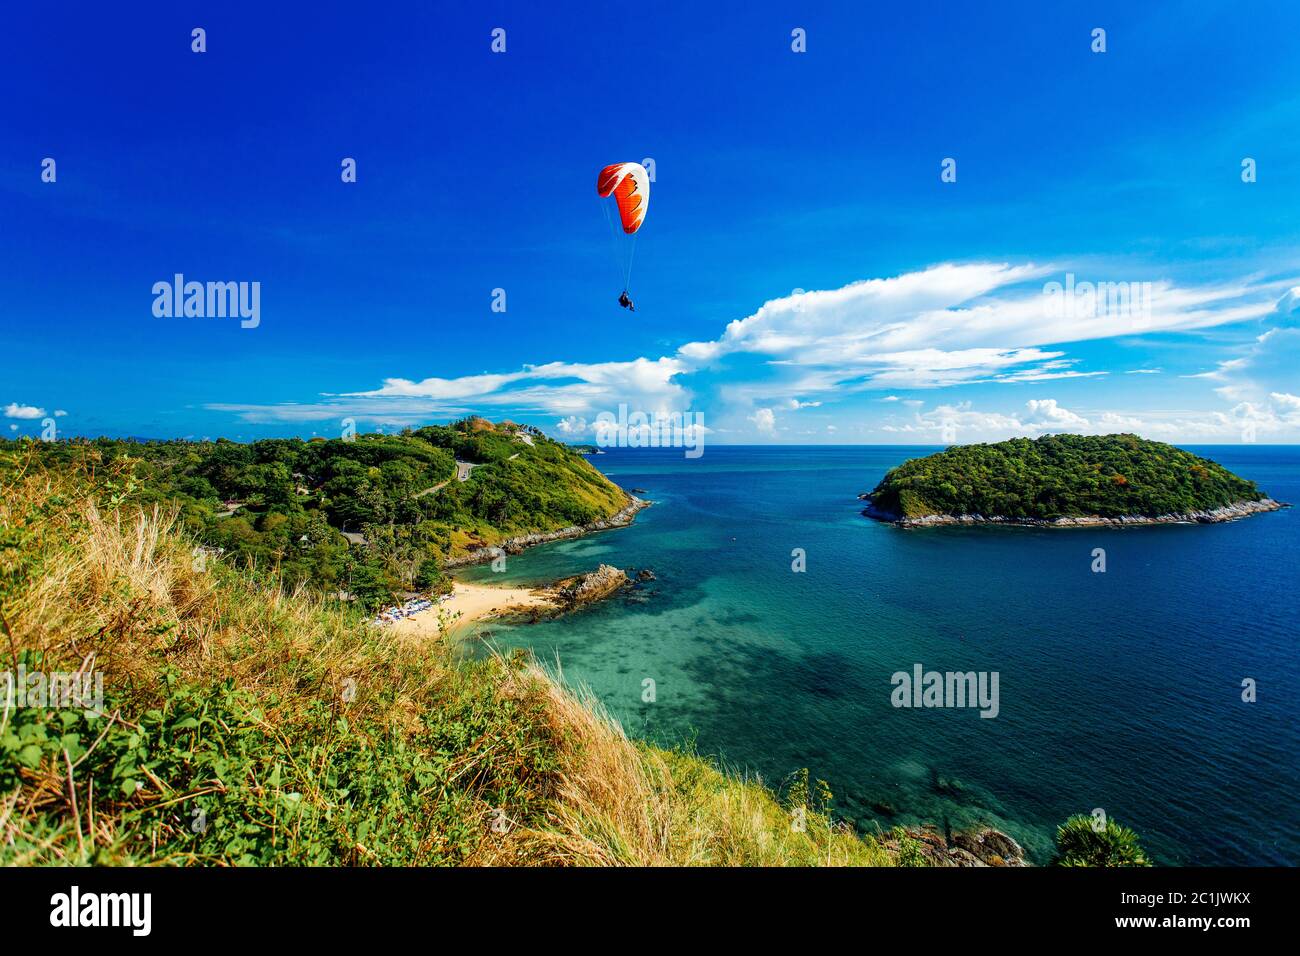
459, 445, 1300, 865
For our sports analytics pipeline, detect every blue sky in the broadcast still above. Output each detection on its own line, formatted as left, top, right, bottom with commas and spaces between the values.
3, 0, 1298, 444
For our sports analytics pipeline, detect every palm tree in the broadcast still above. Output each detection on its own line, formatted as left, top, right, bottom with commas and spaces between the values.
1053, 814, 1151, 867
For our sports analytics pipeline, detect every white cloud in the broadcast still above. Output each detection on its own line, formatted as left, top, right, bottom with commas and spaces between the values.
749, 408, 777, 434
1270, 391, 1300, 414
1024, 398, 1090, 429
1274, 285, 1300, 318
1187, 291, 1300, 422
205, 261, 1298, 441
4, 403, 45, 419
674, 263, 1285, 394
348, 357, 690, 415
554, 415, 588, 436
882, 391, 1300, 444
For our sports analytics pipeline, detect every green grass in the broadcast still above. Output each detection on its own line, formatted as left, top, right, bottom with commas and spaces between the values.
0, 448, 897, 866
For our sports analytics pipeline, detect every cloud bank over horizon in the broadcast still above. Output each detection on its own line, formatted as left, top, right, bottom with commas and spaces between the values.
184, 259, 1300, 445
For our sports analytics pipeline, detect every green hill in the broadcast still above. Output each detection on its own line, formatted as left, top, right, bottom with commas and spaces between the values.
2, 418, 629, 610
0, 445, 897, 866
865, 434, 1276, 523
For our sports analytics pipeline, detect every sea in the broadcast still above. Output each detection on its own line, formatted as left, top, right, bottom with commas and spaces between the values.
457, 445, 1300, 865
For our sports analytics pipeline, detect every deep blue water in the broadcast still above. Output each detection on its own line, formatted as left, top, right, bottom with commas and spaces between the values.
459, 445, 1300, 865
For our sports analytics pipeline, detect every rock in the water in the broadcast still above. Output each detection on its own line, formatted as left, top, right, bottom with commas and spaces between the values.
950, 827, 1026, 866
552, 564, 630, 609
889, 825, 1028, 867
636, 568, 657, 582
491, 564, 634, 624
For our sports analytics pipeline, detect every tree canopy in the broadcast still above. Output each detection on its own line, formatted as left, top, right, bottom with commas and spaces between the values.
3, 418, 628, 610
867, 434, 1265, 520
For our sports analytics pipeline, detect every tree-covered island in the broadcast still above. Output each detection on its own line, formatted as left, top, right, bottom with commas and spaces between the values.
863, 434, 1285, 527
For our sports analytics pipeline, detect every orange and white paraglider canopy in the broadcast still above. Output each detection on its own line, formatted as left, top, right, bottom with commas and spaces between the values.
596, 162, 650, 234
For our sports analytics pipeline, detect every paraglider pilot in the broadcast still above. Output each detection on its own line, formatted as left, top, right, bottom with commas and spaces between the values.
597, 163, 649, 313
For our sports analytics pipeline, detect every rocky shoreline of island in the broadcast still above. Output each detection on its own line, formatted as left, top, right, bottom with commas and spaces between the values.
443, 495, 651, 568
860, 495, 1288, 528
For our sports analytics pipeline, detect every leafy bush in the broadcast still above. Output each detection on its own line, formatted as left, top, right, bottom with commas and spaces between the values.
1052, 814, 1152, 867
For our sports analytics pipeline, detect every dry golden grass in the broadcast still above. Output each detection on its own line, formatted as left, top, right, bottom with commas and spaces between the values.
1, 448, 895, 867
472, 670, 894, 867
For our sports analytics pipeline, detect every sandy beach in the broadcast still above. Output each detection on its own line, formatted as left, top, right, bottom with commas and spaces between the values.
387, 580, 549, 639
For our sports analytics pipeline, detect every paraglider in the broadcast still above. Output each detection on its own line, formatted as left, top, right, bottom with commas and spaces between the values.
596, 162, 649, 311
